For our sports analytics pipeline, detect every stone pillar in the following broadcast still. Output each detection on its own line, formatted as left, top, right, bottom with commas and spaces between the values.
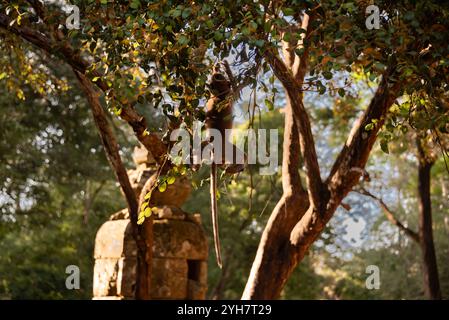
92, 145, 208, 299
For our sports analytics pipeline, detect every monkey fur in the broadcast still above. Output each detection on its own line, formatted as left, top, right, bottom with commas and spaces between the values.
205, 65, 245, 268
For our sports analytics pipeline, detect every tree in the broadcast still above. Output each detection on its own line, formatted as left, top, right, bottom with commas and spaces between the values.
1, 0, 448, 299
336, 147, 449, 299
358, 132, 446, 299
0, 59, 127, 299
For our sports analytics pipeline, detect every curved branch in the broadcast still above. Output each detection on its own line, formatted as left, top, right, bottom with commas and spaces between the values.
326, 65, 402, 210
75, 70, 152, 299
357, 187, 420, 243
0, 12, 167, 165
278, 15, 313, 197
75, 71, 139, 232
263, 47, 325, 210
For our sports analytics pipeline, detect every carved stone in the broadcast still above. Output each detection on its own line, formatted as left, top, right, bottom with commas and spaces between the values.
93, 145, 207, 300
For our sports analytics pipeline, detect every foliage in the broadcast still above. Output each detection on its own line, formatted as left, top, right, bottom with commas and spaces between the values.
0, 0, 448, 299
0, 61, 126, 299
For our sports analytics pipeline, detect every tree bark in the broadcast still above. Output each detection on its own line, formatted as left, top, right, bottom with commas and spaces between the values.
416, 137, 441, 300
242, 21, 312, 298
243, 47, 401, 298
75, 71, 153, 300
241, 99, 309, 297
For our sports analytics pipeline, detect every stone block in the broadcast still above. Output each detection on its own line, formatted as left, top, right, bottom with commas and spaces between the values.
187, 279, 207, 300
94, 220, 136, 259
117, 258, 137, 298
93, 258, 119, 297
153, 206, 187, 220
151, 258, 188, 299
152, 220, 208, 260
142, 174, 192, 207
93, 257, 190, 299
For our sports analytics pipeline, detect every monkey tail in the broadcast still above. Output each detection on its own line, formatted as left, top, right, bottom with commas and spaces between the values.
210, 161, 223, 269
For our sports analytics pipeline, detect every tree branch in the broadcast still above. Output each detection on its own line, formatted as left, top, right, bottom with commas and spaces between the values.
74, 70, 138, 227
277, 14, 313, 197
0, 12, 167, 166
325, 65, 402, 211
26, 0, 46, 21
284, 64, 404, 296
357, 187, 420, 243
282, 13, 313, 83
74, 70, 152, 299
263, 47, 325, 210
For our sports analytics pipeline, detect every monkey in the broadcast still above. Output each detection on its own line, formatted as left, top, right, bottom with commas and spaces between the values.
205, 63, 245, 269
137, 64, 244, 269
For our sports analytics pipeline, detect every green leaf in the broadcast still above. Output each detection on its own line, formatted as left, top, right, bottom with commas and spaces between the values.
158, 181, 167, 192
137, 217, 145, 225
172, 9, 182, 18
338, 88, 345, 97
265, 99, 274, 111
241, 27, 250, 36
282, 7, 295, 16
144, 191, 152, 200
365, 123, 374, 131
323, 71, 333, 80
130, 0, 140, 9
178, 35, 189, 45
166, 176, 176, 185
182, 8, 192, 19
380, 140, 389, 154
144, 207, 152, 217
295, 48, 305, 56
254, 39, 265, 48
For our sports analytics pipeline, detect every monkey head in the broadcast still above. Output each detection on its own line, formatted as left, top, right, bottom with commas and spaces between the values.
208, 70, 231, 99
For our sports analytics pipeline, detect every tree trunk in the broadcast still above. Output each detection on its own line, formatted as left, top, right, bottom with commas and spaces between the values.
242, 19, 306, 297
135, 218, 153, 300
75, 71, 153, 300
416, 138, 441, 300
243, 60, 401, 298
242, 96, 309, 299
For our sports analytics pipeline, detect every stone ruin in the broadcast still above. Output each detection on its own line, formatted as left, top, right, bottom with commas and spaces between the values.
92, 145, 208, 299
